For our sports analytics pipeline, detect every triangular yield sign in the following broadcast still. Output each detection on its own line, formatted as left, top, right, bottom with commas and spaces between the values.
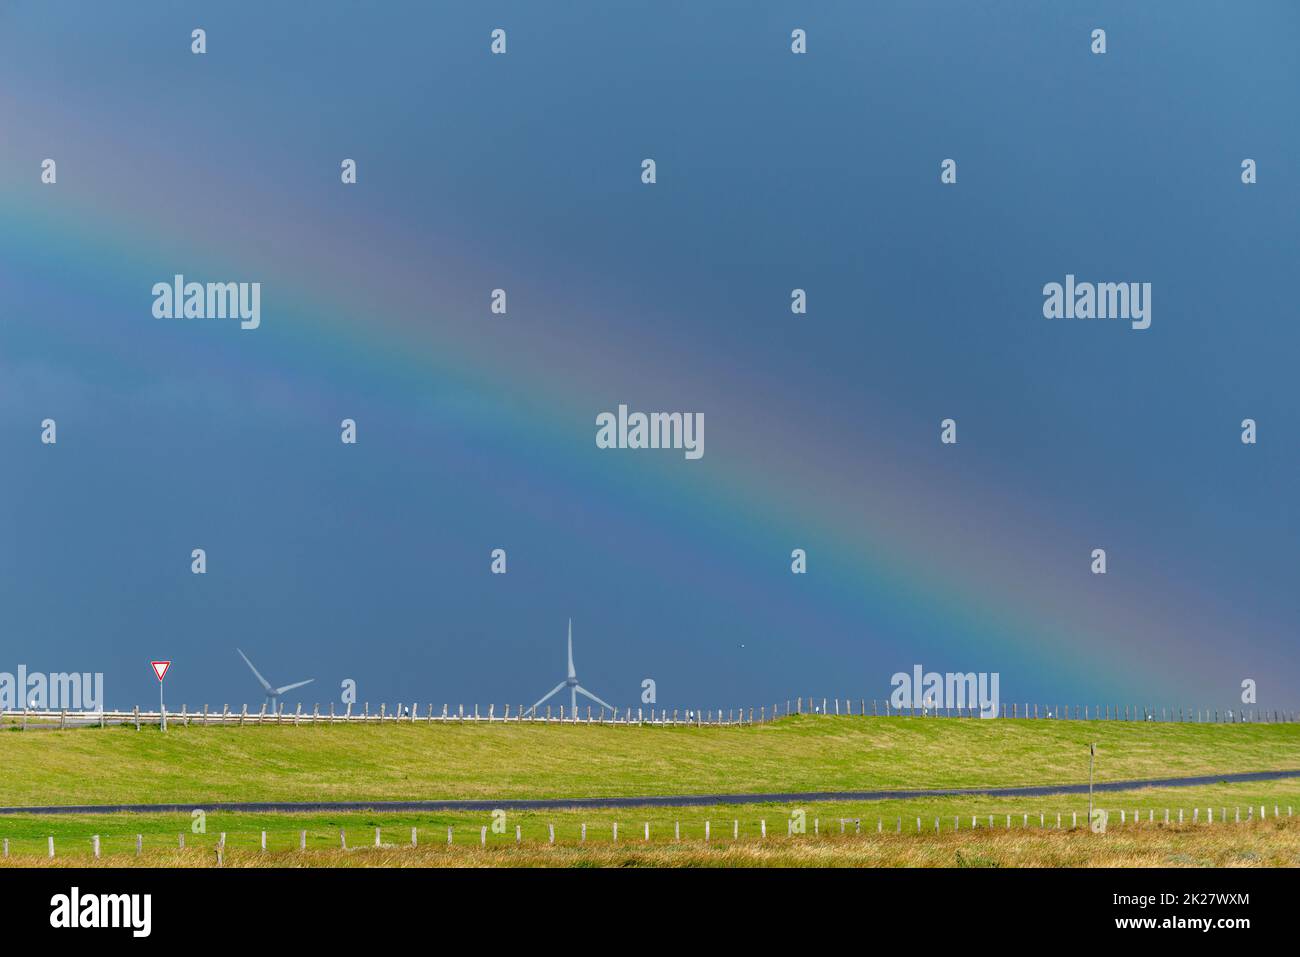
151, 660, 171, 682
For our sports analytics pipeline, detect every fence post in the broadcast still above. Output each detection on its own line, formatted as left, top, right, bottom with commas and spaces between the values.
48, 836, 54, 859
93, 835, 100, 859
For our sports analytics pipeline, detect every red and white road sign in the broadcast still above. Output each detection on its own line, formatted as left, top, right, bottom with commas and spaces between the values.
151, 660, 171, 682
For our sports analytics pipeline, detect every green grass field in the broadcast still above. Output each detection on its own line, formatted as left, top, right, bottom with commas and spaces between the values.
2, 779, 1296, 867
3, 717, 1296, 866
2, 716, 1297, 806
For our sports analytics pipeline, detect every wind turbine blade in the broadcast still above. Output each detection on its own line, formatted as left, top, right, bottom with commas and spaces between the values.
567, 619, 576, 679
575, 686, 615, 712
530, 682, 567, 714
274, 679, 314, 695
236, 648, 274, 693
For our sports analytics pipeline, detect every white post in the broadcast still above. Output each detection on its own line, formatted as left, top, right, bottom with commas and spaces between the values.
480, 826, 486, 846
516, 825, 521, 844
136, 833, 143, 855
93, 835, 100, 858
548, 824, 555, 844
340, 830, 346, 849
261, 831, 267, 851
581, 823, 586, 842
704, 821, 709, 841
675, 821, 680, 841
48, 836, 54, 859
613, 822, 618, 842
733, 820, 738, 839
301, 830, 307, 850
410, 827, 417, 847
375, 827, 381, 847
760, 820, 765, 838
448, 827, 454, 845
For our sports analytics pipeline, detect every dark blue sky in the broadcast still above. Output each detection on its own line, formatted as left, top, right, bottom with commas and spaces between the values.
0, 2, 1296, 712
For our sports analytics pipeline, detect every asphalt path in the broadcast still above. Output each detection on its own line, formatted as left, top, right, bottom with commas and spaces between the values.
1, 769, 1297, 815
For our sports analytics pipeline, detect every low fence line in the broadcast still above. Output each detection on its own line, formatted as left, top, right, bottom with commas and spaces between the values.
4, 804, 1294, 861
2, 698, 1296, 730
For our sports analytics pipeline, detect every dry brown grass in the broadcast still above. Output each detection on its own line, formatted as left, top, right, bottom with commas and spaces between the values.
6, 819, 1297, 868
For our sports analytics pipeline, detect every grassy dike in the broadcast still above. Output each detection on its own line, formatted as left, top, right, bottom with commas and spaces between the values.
2, 716, 1298, 806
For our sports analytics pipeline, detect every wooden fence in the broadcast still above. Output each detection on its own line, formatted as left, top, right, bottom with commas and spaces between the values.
2, 696, 1296, 730
5, 803, 1295, 862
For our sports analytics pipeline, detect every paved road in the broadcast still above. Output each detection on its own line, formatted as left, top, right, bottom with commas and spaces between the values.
1, 769, 1297, 815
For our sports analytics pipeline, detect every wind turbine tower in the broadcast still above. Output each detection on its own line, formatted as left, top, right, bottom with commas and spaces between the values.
529, 619, 614, 716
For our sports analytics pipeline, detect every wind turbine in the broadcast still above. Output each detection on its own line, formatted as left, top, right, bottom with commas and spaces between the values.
528, 619, 614, 716
237, 648, 313, 711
